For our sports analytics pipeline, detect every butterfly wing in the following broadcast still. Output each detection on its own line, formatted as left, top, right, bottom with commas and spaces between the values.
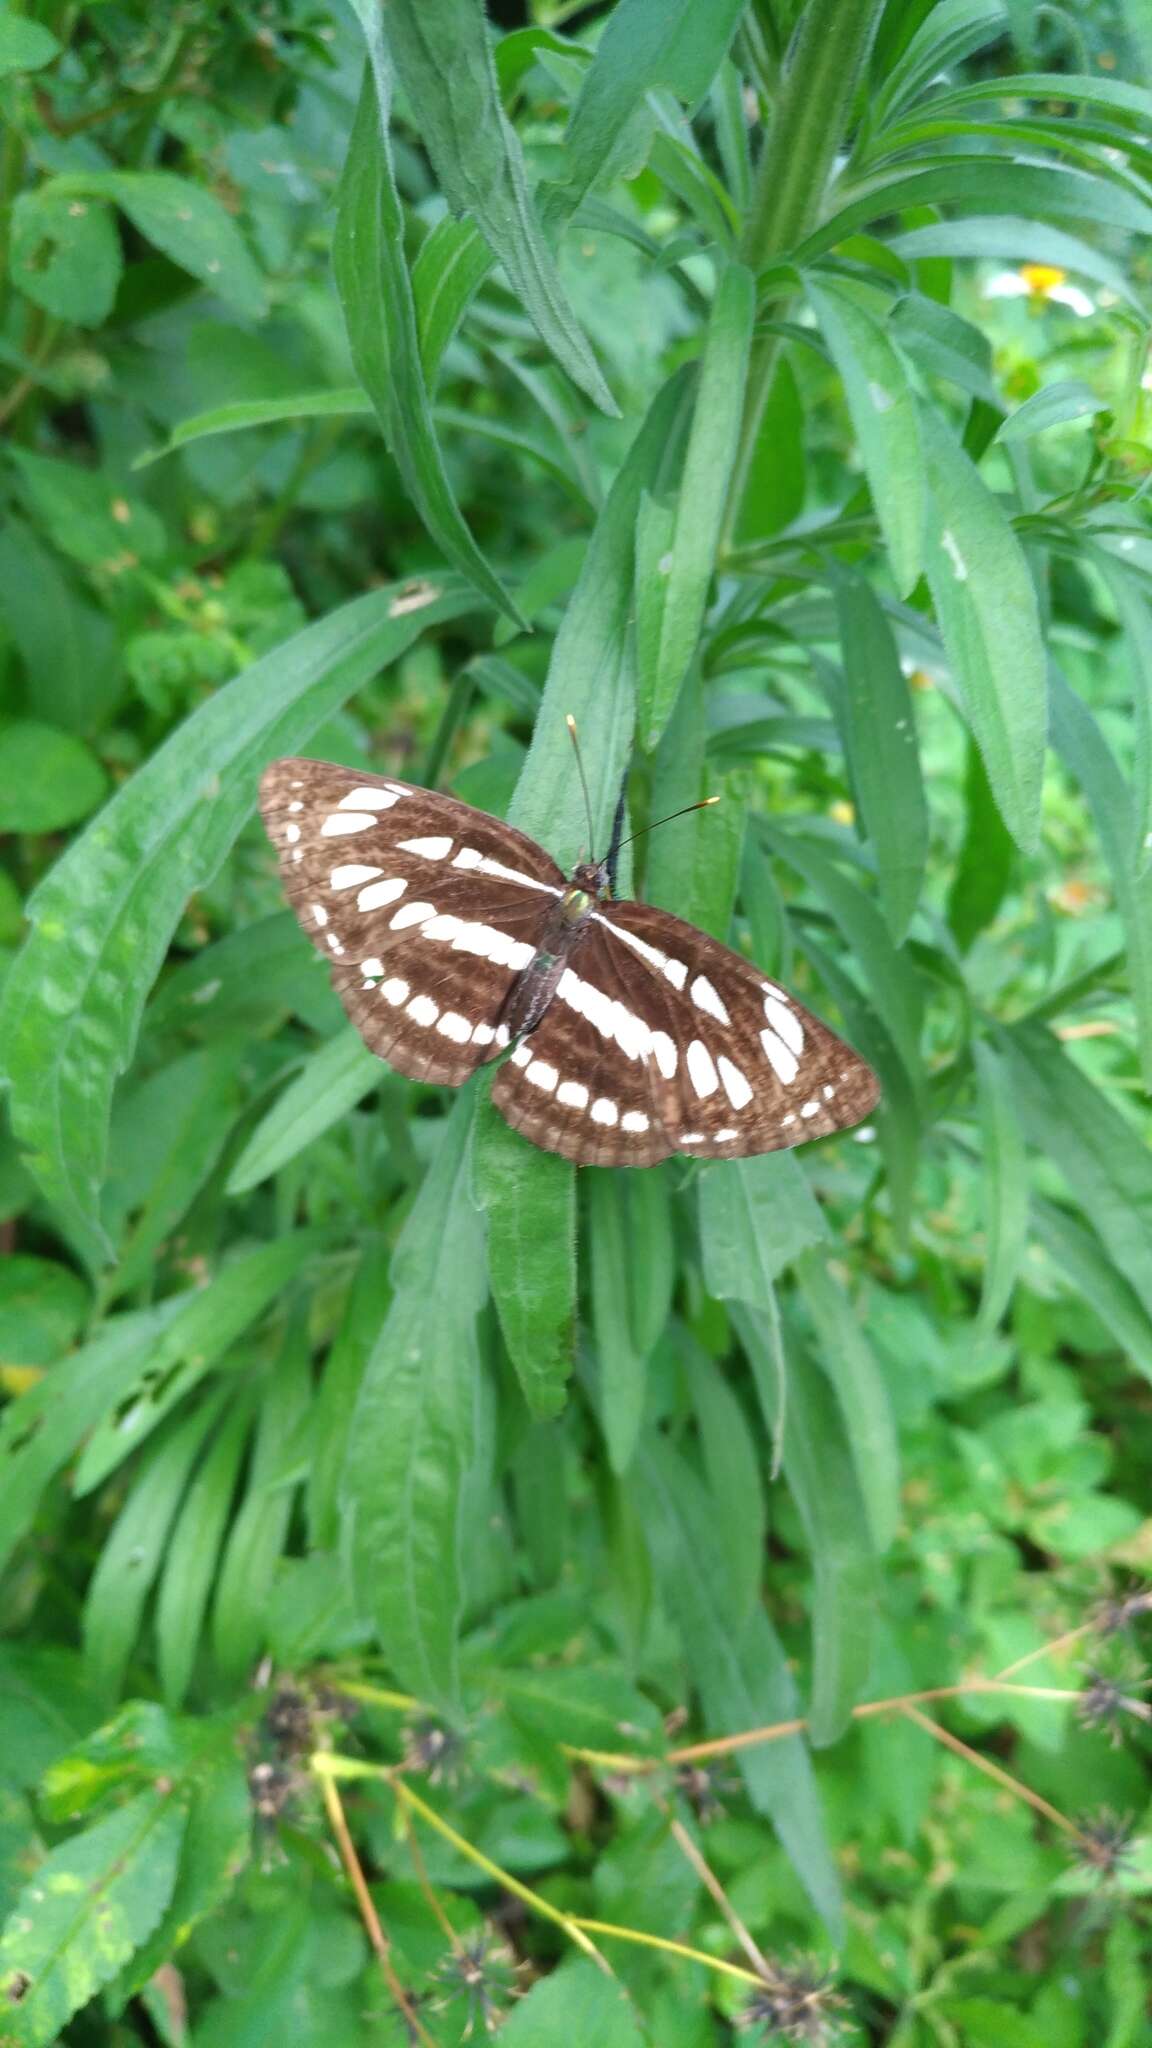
260, 757, 566, 1086
491, 896, 879, 1165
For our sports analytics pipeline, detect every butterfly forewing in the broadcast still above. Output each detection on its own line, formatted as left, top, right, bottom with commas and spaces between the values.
260, 756, 880, 1163
259, 758, 565, 1086
491, 899, 879, 1167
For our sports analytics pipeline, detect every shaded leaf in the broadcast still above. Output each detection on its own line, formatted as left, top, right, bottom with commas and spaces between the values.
834, 575, 928, 941
226, 1029, 382, 1194
807, 277, 924, 597
473, 1092, 575, 1422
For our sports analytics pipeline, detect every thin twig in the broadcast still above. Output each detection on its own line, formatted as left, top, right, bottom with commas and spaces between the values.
401, 1805, 464, 1949
899, 1704, 1088, 1843
316, 1763, 435, 2044
664, 1808, 772, 1977
569, 1917, 762, 1986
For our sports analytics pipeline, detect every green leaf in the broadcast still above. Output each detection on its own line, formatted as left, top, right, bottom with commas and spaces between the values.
834, 575, 928, 940
0, 576, 473, 1269
1049, 668, 1152, 1090
684, 1347, 765, 1623
998, 1022, 1152, 1324
890, 218, 1147, 318
501, 1958, 646, 2047
920, 405, 1047, 853
82, 1391, 231, 1705
736, 1309, 876, 1746
588, 1172, 649, 1475
155, 1393, 256, 1708
806, 278, 924, 598
0, 1258, 88, 1369
212, 1326, 312, 1683
73, 1235, 318, 1493
871, 0, 1011, 127
699, 1153, 827, 1313
138, 388, 369, 464
307, 1243, 390, 1552
334, 74, 521, 627
0, 1789, 186, 2047
0, 519, 118, 736
732, 355, 806, 544
0, 1301, 184, 1575
636, 1439, 842, 1937
636, 262, 755, 750
0, 17, 60, 73
412, 214, 493, 383
973, 1041, 1030, 1335
996, 379, 1102, 442
227, 1029, 383, 1193
947, 737, 1016, 950
795, 1250, 901, 1552
9, 192, 121, 326
42, 170, 265, 318
1032, 1201, 1152, 1389
473, 1093, 575, 1421
806, 159, 1152, 260
343, 1098, 486, 1706
111, 1746, 250, 2007
0, 723, 107, 834
361, 0, 616, 415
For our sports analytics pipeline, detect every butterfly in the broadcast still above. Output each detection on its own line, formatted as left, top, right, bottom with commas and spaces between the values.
259, 756, 880, 1169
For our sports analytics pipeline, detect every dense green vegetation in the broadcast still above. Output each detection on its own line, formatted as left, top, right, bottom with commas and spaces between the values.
1, 0, 1151, 2041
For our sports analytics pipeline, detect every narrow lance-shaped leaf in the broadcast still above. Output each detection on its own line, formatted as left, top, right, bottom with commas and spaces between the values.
342, 1096, 485, 1708
0, 578, 473, 1268
636, 262, 755, 751
226, 1028, 383, 1194
920, 404, 1047, 854
795, 1250, 901, 1553
972, 1039, 1030, 1335
333, 74, 522, 626
212, 1323, 313, 1684
587, 1172, 649, 1476
833, 573, 928, 940
1093, 558, 1152, 873
699, 1152, 827, 1314
365, 0, 617, 416
806, 278, 925, 598
473, 1087, 576, 1423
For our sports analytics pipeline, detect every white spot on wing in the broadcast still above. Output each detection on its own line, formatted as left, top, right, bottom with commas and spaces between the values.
526, 1059, 558, 1093
476, 856, 560, 896
691, 974, 730, 1025
800, 1099, 820, 1118
760, 1029, 799, 1086
510, 1043, 532, 1068
340, 786, 399, 810
713, 1130, 738, 1143
686, 1039, 719, 1098
312, 904, 329, 928
361, 957, 384, 978
622, 1110, 650, 1133
718, 1055, 753, 1110
421, 913, 463, 944
591, 1098, 619, 1126
358, 877, 407, 911
437, 1011, 472, 1043
679, 1133, 705, 1145
472, 1022, 496, 1046
399, 835, 453, 860
453, 846, 484, 870
764, 995, 804, 1055
407, 994, 439, 1026
284, 823, 301, 843
390, 900, 436, 930
557, 1080, 588, 1109
321, 812, 376, 836
650, 1030, 677, 1079
665, 958, 688, 990
332, 864, 383, 890
380, 978, 408, 1006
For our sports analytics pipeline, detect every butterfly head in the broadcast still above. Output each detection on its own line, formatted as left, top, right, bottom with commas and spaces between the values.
561, 858, 609, 924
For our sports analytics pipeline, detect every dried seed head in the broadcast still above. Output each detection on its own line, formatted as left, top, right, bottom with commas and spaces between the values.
737, 1958, 846, 2045
675, 1762, 738, 1825
402, 1717, 467, 1786
1092, 1586, 1152, 1639
1077, 1666, 1152, 1745
431, 1930, 523, 2038
1072, 1808, 1140, 1884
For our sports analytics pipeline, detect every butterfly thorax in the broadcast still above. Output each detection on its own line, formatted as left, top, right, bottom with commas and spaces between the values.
498, 859, 607, 1042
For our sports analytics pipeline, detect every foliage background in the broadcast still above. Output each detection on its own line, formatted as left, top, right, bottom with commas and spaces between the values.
1, 0, 1151, 2041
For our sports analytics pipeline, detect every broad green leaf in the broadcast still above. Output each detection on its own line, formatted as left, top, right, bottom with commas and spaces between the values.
732, 354, 806, 544
890, 218, 1146, 318
806, 159, 1152, 259
0, 519, 118, 737
807, 278, 924, 597
334, 75, 521, 627
699, 1153, 826, 1313
684, 1347, 765, 1623
636, 1439, 842, 1937
889, 292, 997, 403
871, 0, 1010, 126
82, 1391, 231, 1704
796, 1250, 901, 1551
111, 1747, 250, 2006
621, 1169, 676, 1354
42, 170, 264, 318
7, 448, 163, 568
473, 1093, 575, 1421
996, 379, 1102, 442
155, 1393, 256, 1708
227, 1029, 383, 1193
972, 1041, 1030, 1335
212, 1326, 312, 1683
0, 1789, 186, 2046
1032, 1203, 1152, 1389
501, 1958, 646, 2047
307, 1242, 391, 1552
636, 262, 755, 750
139, 388, 369, 465
9, 192, 121, 326
73, 1235, 318, 1494
0, 577, 473, 1268
921, 406, 1046, 853
0, 17, 60, 71
0, 1301, 184, 1574
343, 1097, 485, 1706
902, 69, 1152, 129
1049, 668, 1152, 1088
0, 1257, 87, 1369
412, 214, 493, 383
104, 1046, 245, 1299
0, 723, 107, 834
998, 1022, 1152, 1323
364, 0, 616, 415
947, 737, 1016, 950
588, 1172, 649, 1475
834, 575, 928, 940
737, 1308, 876, 1746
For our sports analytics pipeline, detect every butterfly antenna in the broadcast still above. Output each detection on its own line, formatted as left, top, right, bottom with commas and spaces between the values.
616, 794, 721, 855
565, 714, 595, 854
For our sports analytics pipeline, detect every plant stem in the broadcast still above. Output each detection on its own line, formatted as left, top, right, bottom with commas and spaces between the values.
723, 0, 887, 547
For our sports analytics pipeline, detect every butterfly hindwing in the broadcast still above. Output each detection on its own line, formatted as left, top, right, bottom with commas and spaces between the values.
259, 758, 565, 1086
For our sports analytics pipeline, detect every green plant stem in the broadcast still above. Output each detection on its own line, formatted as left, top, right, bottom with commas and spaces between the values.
723, 0, 887, 547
